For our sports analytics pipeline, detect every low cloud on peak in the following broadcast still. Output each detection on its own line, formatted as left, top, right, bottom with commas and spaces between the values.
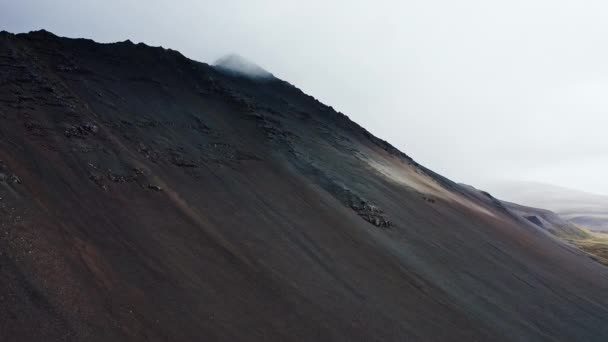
214, 54, 273, 79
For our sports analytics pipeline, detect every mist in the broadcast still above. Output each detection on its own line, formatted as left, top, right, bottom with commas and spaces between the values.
2, 0, 608, 195
214, 54, 274, 79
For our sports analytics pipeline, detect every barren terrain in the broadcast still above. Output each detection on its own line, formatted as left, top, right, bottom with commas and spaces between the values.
1, 30, 608, 341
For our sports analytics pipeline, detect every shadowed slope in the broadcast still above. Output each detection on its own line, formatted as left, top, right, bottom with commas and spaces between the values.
1, 30, 608, 341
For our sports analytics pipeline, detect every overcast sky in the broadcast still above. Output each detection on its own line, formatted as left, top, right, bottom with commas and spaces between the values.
3, 0, 608, 195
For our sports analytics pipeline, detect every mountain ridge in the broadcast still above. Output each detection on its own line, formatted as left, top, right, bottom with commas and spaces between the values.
1, 30, 608, 341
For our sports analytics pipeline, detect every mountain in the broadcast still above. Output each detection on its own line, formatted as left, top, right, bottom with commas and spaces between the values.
459, 184, 592, 240
486, 181, 608, 232
501, 201, 591, 240
1, 30, 608, 341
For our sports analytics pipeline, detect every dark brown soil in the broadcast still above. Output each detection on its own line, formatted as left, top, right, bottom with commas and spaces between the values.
1, 30, 608, 341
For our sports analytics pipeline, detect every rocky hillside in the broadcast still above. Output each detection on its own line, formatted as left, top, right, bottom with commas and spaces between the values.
1, 30, 608, 341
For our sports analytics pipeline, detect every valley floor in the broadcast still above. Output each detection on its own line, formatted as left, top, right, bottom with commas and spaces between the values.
567, 231, 608, 266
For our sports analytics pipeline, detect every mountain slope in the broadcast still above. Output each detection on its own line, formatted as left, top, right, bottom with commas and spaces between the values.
1, 30, 608, 341
501, 200, 608, 266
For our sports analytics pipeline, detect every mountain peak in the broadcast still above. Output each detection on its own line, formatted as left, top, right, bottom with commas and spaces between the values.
3, 30, 608, 342
214, 53, 273, 79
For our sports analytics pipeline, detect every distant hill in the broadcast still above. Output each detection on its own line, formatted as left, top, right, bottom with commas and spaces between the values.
501, 201, 591, 240
485, 181, 608, 232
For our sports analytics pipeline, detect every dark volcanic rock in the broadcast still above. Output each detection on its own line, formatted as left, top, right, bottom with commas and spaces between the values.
525, 215, 544, 227
350, 201, 392, 228
0, 30, 608, 342
64, 122, 98, 138
0, 161, 21, 184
